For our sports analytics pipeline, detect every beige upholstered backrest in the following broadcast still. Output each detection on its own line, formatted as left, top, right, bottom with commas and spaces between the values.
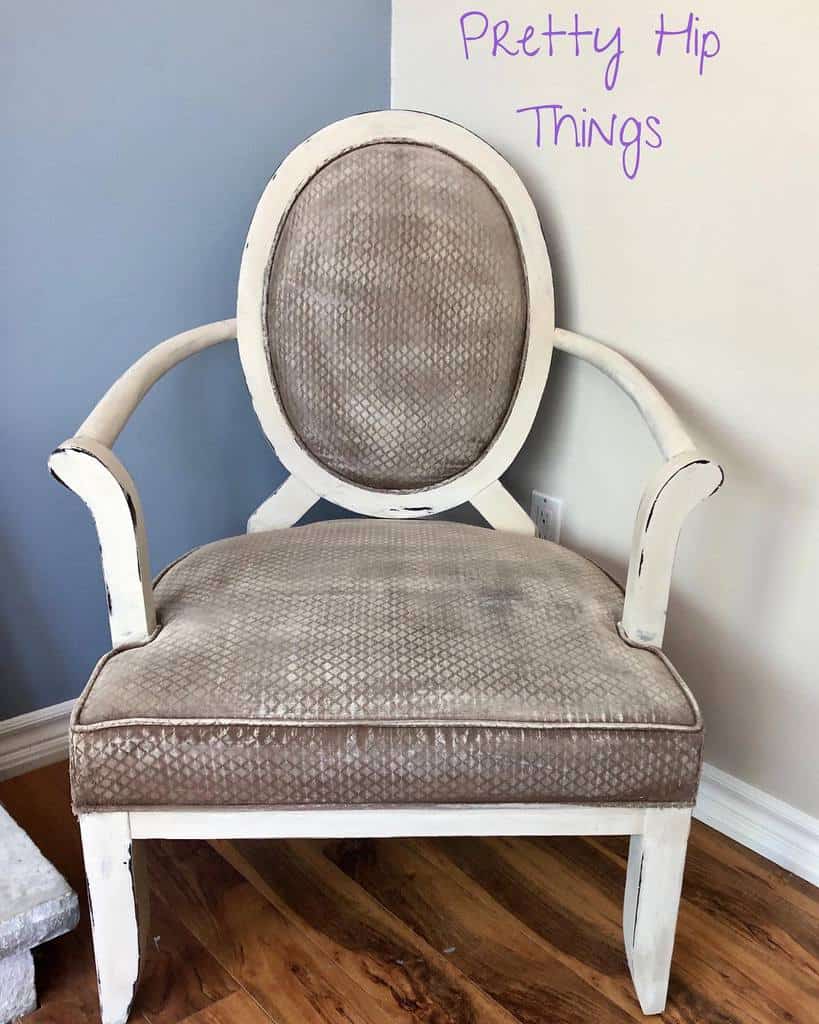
266, 142, 527, 490
238, 111, 554, 517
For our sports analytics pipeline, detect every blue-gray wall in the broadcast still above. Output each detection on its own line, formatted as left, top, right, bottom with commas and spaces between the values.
1, 2, 390, 718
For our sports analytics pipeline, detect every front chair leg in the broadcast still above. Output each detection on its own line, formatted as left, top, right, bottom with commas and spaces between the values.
623, 807, 691, 1014
79, 812, 148, 1024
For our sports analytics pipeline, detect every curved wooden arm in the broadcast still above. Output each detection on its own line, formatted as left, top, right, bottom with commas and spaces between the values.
79, 319, 237, 446
49, 319, 237, 645
554, 328, 724, 646
49, 438, 155, 645
554, 328, 694, 459
621, 453, 723, 645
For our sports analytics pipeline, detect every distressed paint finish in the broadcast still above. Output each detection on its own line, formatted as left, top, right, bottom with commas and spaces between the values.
622, 453, 724, 646
79, 812, 147, 1024
127, 802, 689, 1020
554, 328, 724, 646
237, 111, 554, 523
623, 807, 692, 1014
48, 320, 237, 646
49, 439, 155, 647
248, 477, 536, 535
49, 114, 726, 1021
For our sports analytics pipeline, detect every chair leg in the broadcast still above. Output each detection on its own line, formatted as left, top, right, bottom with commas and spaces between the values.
79, 812, 148, 1024
623, 807, 691, 1015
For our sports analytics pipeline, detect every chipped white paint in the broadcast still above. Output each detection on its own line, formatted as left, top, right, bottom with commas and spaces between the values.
237, 110, 554, 523
48, 320, 237, 646
79, 813, 146, 1024
623, 807, 691, 1014
247, 474, 318, 532
622, 453, 723, 646
554, 329, 724, 646
51, 116, 725, 1021
111, 802, 689, 1019
49, 440, 155, 646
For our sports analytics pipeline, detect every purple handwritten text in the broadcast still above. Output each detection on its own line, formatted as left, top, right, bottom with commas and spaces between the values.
459, 10, 624, 92
459, 11, 721, 181
655, 12, 721, 75
515, 104, 662, 181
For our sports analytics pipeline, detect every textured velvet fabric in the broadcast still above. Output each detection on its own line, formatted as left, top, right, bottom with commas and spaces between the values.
70, 521, 703, 809
265, 143, 528, 490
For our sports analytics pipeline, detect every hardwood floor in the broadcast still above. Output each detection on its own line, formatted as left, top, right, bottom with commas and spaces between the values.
1, 762, 816, 1023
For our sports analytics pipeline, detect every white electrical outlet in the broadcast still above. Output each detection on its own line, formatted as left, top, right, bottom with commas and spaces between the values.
530, 491, 563, 542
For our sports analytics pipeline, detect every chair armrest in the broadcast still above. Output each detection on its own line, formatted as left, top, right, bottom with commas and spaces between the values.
620, 451, 723, 646
77, 319, 237, 447
50, 438, 155, 645
49, 319, 237, 645
554, 328, 724, 647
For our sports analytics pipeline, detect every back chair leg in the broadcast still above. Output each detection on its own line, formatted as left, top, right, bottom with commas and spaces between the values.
79, 812, 148, 1024
623, 807, 691, 1014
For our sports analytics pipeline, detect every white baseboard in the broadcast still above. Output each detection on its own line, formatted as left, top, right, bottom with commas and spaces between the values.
0, 699, 74, 780
1, 701, 816, 886
694, 763, 819, 887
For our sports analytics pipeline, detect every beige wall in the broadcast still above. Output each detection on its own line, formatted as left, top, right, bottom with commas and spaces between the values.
393, 0, 819, 816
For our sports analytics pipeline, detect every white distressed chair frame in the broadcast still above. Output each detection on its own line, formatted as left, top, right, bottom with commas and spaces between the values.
49, 111, 723, 1023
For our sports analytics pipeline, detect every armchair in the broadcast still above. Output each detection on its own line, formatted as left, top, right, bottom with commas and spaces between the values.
50, 110, 722, 1022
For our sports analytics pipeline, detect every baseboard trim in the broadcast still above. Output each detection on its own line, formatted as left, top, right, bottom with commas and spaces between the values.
1, 701, 816, 886
0, 699, 74, 780
694, 763, 819, 887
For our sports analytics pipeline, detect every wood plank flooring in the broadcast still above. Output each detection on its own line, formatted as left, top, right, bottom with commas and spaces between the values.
0, 761, 816, 1023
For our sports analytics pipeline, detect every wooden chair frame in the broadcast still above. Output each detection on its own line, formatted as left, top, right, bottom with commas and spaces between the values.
49, 111, 723, 1022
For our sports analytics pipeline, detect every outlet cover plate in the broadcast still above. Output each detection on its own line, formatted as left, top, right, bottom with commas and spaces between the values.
530, 491, 563, 543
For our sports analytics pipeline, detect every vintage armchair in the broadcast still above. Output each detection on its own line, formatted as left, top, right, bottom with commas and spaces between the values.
49, 110, 722, 1021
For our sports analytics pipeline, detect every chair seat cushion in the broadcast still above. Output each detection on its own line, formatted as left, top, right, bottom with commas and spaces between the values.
70, 520, 703, 810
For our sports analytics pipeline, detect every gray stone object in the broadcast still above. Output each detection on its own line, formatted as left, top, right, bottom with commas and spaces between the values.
0, 803, 79, 1022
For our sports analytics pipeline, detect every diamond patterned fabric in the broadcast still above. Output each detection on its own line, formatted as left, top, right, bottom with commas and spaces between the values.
264, 143, 528, 489
70, 520, 703, 809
